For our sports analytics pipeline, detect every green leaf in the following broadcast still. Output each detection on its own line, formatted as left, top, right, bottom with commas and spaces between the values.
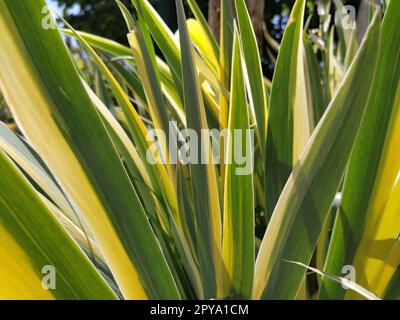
0, 122, 79, 226
107, 58, 147, 107
85, 80, 200, 300
61, 29, 131, 57
122, 2, 175, 180
222, 30, 254, 299
94, 68, 114, 108
253, 10, 381, 300
320, 1, 400, 299
219, 0, 234, 130
176, 0, 222, 299
265, 0, 311, 218
0, 0, 179, 299
344, 29, 359, 70
132, 0, 183, 98
115, 0, 136, 32
186, 0, 219, 60
62, 15, 181, 233
235, 0, 268, 157
303, 33, 326, 126
0, 148, 116, 299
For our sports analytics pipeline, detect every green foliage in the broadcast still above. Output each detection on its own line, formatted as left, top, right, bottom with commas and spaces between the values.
0, 0, 399, 301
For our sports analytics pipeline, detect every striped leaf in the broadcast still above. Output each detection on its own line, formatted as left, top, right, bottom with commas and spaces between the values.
0, 0, 179, 299
126, 16, 175, 181
222, 30, 255, 299
235, 0, 268, 157
320, 1, 400, 299
253, 10, 381, 300
186, 0, 219, 59
219, 0, 234, 131
0, 148, 116, 300
187, 18, 219, 73
132, 0, 183, 97
176, 0, 222, 299
62, 17, 180, 232
265, 0, 311, 218
303, 33, 326, 126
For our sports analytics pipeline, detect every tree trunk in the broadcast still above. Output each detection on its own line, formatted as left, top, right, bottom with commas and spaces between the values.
208, 0, 265, 47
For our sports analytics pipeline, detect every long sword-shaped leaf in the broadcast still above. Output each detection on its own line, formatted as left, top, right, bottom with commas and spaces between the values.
176, 0, 222, 299
186, 0, 219, 60
218, 0, 234, 185
0, 122, 79, 225
222, 30, 254, 299
303, 33, 326, 125
132, 0, 226, 116
344, 29, 359, 70
61, 30, 184, 120
187, 18, 219, 73
253, 11, 380, 300
61, 28, 181, 110
125, 13, 175, 181
0, 149, 115, 300
219, 0, 234, 132
235, 0, 268, 157
320, 1, 400, 299
87, 72, 202, 299
62, 17, 180, 230
0, 121, 101, 262
61, 29, 132, 57
82, 80, 153, 201
107, 58, 147, 107
70, 24, 200, 300
0, 0, 179, 299
132, 0, 183, 97
265, 0, 311, 218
